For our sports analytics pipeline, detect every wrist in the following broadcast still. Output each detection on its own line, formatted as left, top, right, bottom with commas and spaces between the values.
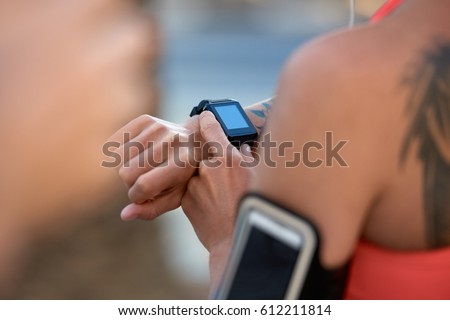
182, 115, 203, 164
208, 237, 233, 297
244, 98, 274, 134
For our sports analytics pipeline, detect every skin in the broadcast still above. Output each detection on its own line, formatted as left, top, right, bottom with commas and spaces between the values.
112, 0, 450, 294
108, 98, 274, 221
0, 0, 157, 295
108, 100, 272, 292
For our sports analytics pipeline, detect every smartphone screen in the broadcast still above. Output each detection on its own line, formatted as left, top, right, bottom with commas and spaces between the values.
226, 211, 302, 299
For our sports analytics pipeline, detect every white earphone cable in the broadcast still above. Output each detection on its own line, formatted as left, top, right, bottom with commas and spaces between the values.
349, 0, 356, 28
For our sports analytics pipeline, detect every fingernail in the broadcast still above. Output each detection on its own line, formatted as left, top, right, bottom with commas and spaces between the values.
120, 207, 136, 221
242, 144, 251, 155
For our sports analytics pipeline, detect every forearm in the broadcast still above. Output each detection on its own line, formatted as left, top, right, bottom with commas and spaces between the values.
244, 97, 275, 134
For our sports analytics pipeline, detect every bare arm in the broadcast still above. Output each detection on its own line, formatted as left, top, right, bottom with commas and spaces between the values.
252, 37, 389, 268
244, 97, 275, 134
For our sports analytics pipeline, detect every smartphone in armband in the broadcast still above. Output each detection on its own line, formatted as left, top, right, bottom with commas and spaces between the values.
214, 194, 346, 300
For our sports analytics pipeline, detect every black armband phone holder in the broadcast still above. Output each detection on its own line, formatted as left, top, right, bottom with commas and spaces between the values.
213, 193, 348, 300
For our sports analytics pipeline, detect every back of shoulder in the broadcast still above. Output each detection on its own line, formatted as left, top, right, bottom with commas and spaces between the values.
279, 23, 394, 100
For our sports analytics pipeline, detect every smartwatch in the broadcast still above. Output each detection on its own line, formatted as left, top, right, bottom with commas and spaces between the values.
190, 99, 258, 148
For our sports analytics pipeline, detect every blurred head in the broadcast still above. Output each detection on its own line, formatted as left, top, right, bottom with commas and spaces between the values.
0, 0, 159, 295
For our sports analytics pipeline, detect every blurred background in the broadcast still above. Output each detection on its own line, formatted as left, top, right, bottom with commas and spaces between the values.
0, 0, 384, 299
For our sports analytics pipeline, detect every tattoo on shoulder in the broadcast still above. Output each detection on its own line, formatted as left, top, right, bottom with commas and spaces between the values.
401, 41, 450, 247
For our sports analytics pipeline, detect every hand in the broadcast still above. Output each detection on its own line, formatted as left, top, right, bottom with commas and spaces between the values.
181, 112, 255, 293
107, 115, 202, 221
181, 112, 255, 253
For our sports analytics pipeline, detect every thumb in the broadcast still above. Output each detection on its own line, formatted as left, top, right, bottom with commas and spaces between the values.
199, 111, 230, 147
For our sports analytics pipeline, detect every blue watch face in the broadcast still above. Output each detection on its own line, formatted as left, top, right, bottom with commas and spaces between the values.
214, 104, 249, 130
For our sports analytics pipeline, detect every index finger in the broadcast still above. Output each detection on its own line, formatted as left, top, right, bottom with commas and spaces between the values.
107, 114, 154, 146
128, 159, 196, 203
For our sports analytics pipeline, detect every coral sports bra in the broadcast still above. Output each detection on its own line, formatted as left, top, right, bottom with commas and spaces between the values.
345, 239, 450, 299
370, 0, 405, 23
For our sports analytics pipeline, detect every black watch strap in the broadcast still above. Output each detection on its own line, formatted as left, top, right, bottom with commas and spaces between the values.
190, 99, 234, 117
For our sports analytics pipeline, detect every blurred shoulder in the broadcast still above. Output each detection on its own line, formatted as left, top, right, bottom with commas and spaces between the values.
279, 23, 387, 95
274, 22, 398, 128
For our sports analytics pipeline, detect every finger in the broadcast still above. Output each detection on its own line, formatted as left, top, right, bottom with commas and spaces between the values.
121, 188, 183, 221
119, 140, 167, 187
240, 144, 252, 157
199, 111, 230, 147
199, 146, 250, 171
240, 143, 256, 163
200, 111, 245, 164
128, 161, 193, 204
114, 121, 168, 165
107, 114, 154, 145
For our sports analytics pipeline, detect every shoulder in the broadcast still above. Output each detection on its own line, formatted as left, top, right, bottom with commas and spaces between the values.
278, 24, 390, 108
272, 24, 402, 176
255, 25, 397, 268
